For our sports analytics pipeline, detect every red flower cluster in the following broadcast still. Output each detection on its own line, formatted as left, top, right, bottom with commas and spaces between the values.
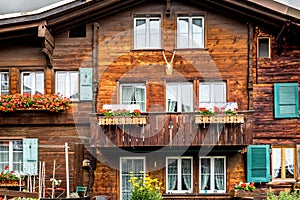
100, 109, 141, 117
0, 93, 71, 113
199, 107, 237, 115
233, 182, 255, 191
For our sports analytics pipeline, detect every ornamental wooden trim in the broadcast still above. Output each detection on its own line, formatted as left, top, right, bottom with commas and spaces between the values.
195, 114, 244, 124
98, 116, 147, 125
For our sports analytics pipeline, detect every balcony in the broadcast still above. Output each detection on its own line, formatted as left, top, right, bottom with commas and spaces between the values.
91, 112, 253, 147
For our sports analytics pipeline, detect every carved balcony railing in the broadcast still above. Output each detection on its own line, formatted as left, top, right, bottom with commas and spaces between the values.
91, 112, 253, 147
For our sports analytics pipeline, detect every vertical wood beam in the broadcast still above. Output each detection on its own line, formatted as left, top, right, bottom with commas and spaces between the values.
92, 23, 100, 113
247, 22, 253, 110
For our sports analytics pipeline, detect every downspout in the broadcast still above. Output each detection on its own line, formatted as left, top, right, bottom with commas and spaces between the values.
247, 22, 254, 110
87, 22, 99, 197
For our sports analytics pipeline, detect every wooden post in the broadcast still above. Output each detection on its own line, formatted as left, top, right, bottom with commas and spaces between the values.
65, 143, 70, 198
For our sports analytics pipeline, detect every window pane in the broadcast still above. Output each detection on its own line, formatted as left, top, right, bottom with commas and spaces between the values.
35, 72, 44, 94
177, 19, 189, 48
22, 73, 32, 95
1, 72, 9, 95
258, 38, 269, 58
214, 158, 225, 190
56, 72, 66, 96
181, 84, 192, 112
167, 159, 178, 191
181, 159, 192, 190
167, 85, 178, 112
272, 148, 281, 178
135, 19, 146, 49
149, 19, 160, 48
0, 141, 9, 171
213, 83, 226, 102
285, 148, 294, 178
69, 72, 79, 100
200, 158, 211, 190
200, 84, 211, 102
192, 18, 203, 48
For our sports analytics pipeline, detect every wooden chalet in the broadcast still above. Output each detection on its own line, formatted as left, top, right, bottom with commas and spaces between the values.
0, 0, 299, 199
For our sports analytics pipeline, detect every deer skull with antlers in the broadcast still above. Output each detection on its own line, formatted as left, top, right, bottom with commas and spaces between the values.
162, 51, 176, 75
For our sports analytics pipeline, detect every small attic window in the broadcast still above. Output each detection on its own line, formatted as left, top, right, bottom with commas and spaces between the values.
69, 24, 86, 38
258, 37, 270, 58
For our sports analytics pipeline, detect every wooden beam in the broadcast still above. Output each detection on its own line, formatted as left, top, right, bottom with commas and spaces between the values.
0, 21, 46, 33
38, 25, 55, 48
166, 0, 171, 17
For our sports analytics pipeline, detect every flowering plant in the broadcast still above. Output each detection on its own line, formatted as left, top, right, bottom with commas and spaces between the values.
198, 106, 237, 116
0, 166, 24, 181
128, 171, 163, 200
50, 178, 62, 187
0, 93, 71, 113
100, 109, 141, 117
233, 182, 255, 191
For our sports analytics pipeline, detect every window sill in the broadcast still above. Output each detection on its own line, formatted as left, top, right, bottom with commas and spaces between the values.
174, 47, 208, 51
131, 48, 164, 51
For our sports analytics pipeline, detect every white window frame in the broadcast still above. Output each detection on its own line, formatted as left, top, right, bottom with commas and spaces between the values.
177, 16, 204, 48
134, 17, 161, 49
272, 146, 296, 181
120, 83, 146, 112
0, 72, 9, 95
199, 82, 226, 103
166, 82, 193, 112
120, 157, 145, 200
258, 37, 270, 58
199, 156, 226, 193
166, 157, 193, 193
0, 140, 23, 172
55, 71, 79, 101
21, 71, 44, 95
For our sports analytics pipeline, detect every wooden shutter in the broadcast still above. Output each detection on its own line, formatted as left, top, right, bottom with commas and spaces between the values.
247, 145, 270, 183
79, 68, 93, 101
274, 83, 299, 118
23, 138, 38, 175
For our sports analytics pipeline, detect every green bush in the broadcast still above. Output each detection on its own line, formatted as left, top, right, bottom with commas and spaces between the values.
267, 188, 300, 200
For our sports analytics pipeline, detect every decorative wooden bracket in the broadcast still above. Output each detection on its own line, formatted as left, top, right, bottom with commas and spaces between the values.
38, 25, 55, 68
166, 0, 171, 17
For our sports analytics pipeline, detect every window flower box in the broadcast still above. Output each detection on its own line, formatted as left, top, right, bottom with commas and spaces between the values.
98, 116, 147, 125
195, 114, 244, 124
0, 180, 25, 187
230, 190, 257, 198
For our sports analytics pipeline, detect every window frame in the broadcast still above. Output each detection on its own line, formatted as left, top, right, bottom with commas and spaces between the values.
257, 37, 271, 58
134, 16, 161, 49
166, 156, 193, 194
120, 157, 146, 200
199, 156, 226, 193
271, 146, 296, 181
177, 16, 204, 49
120, 83, 146, 112
166, 82, 193, 112
0, 72, 9, 95
21, 71, 44, 95
55, 71, 79, 101
199, 81, 226, 103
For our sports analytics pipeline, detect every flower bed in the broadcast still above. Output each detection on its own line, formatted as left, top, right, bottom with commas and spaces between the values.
0, 94, 71, 112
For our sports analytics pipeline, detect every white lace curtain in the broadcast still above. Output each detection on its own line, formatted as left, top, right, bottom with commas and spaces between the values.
167, 159, 178, 190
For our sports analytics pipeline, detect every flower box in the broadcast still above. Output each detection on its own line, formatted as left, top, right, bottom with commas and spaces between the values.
0, 180, 25, 187
98, 116, 147, 125
195, 114, 244, 124
230, 190, 257, 198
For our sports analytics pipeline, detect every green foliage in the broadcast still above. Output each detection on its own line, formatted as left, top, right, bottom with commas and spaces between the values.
267, 188, 300, 200
129, 172, 163, 200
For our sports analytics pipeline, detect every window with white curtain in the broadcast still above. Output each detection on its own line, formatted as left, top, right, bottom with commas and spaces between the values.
272, 147, 295, 180
120, 157, 145, 200
21, 71, 44, 95
199, 156, 226, 193
177, 16, 204, 48
166, 82, 193, 112
56, 71, 79, 101
166, 157, 193, 193
120, 83, 146, 112
0, 72, 9, 95
0, 140, 23, 172
199, 82, 226, 103
134, 16, 161, 49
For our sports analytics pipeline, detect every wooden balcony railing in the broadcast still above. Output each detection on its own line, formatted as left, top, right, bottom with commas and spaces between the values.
91, 112, 253, 147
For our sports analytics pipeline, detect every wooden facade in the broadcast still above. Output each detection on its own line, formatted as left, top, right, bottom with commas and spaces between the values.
0, 0, 299, 199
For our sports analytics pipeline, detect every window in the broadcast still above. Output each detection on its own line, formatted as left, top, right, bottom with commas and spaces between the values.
134, 17, 161, 49
272, 147, 295, 180
258, 37, 270, 58
199, 82, 226, 103
274, 83, 299, 118
166, 157, 193, 193
0, 140, 23, 172
0, 72, 9, 95
0, 139, 38, 175
56, 71, 79, 101
69, 24, 86, 38
21, 71, 44, 95
166, 82, 193, 112
177, 16, 204, 48
120, 157, 145, 200
120, 83, 146, 112
199, 157, 226, 193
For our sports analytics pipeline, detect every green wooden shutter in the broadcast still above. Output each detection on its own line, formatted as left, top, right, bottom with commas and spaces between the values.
79, 68, 93, 101
247, 145, 270, 183
23, 138, 38, 175
274, 83, 299, 118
